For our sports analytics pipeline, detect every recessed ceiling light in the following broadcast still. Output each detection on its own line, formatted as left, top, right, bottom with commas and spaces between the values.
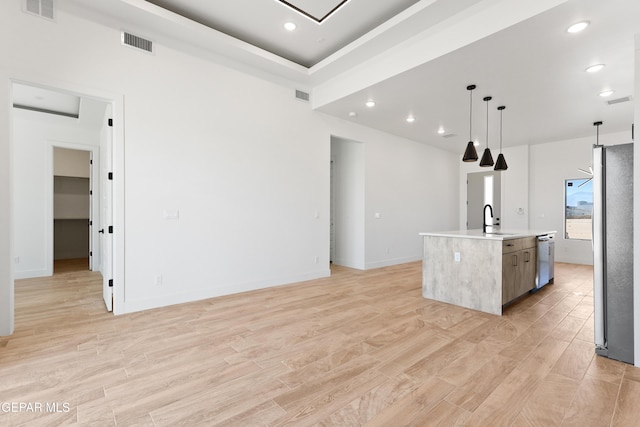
586, 64, 605, 73
599, 90, 614, 97
473, 140, 480, 147
349, 111, 357, 117
567, 21, 589, 33
284, 22, 297, 31
406, 116, 415, 123
365, 100, 376, 108
437, 128, 445, 134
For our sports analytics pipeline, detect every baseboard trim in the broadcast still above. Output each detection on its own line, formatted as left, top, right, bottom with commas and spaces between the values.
121, 269, 331, 314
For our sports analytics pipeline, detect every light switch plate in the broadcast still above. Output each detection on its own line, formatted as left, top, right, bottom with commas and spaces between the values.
164, 210, 179, 220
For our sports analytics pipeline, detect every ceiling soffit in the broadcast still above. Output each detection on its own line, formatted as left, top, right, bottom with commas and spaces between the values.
276, 0, 349, 23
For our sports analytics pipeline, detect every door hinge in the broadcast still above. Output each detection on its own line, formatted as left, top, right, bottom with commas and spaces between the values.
90, 159, 93, 165
108, 118, 113, 127
108, 226, 113, 234
89, 220, 92, 226
108, 172, 113, 180
90, 190, 93, 195
108, 279, 113, 287
89, 251, 93, 257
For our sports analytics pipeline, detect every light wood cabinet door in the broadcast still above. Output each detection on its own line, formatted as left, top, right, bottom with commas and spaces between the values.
502, 252, 518, 304
515, 248, 537, 298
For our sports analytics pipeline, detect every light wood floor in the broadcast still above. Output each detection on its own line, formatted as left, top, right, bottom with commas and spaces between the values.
2, 262, 639, 426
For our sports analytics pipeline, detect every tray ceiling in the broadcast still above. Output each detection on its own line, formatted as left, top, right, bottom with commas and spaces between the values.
144, 0, 420, 67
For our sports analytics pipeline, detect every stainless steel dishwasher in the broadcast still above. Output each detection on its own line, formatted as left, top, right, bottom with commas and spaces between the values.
536, 234, 555, 289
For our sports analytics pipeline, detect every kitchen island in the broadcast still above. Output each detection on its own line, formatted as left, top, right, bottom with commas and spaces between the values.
420, 229, 555, 315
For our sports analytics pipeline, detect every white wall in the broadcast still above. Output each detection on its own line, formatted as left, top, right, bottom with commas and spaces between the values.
364, 134, 459, 269
331, 137, 365, 269
530, 130, 630, 265
459, 144, 529, 230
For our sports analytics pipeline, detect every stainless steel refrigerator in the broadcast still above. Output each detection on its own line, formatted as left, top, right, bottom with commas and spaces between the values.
593, 143, 634, 364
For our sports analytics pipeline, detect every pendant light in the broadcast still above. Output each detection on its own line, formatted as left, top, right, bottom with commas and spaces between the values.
494, 106, 508, 171
462, 84, 478, 162
479, 96, 494, 167
594, 121, 603, 146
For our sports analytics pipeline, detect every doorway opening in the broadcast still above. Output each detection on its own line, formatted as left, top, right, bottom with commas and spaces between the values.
53, 147, 92, 273
330, 136, 365, 270
11, 80, 115, 313
467, 170, 502, 230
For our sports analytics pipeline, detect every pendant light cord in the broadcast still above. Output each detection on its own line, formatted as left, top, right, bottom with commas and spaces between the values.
469, 90, 473, 141
485, 98, 489, 148
499, 108, 503, 153
594, 121, 603, 146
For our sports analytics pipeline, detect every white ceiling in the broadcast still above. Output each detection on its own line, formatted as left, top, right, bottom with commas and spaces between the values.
55, 0, 640, 152
319, 0, 640, 149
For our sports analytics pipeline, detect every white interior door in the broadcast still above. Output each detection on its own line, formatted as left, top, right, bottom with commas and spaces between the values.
89, 151, 94, 271
101, 107, 113, 311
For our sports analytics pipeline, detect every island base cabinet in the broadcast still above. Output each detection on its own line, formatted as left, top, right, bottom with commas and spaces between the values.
502, 238, 537, 305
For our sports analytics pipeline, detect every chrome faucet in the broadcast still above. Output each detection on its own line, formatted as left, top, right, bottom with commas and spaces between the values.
483, 204, 493, 234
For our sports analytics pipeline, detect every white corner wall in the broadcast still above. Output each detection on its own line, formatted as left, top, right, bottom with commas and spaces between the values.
0, 78, 13, 336
530, 130, 630, 265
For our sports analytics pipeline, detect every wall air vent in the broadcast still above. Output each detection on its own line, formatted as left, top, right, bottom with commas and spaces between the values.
23, 0, 55, 21
121, 32, 154, 54
607, 96, 632, 105
295, 90, 310, 102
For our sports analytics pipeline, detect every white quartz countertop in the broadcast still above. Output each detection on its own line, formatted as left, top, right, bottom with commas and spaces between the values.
419, 229, 556, 241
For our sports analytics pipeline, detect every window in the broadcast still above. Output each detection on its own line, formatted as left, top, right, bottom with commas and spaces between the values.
565, 178, 593, 240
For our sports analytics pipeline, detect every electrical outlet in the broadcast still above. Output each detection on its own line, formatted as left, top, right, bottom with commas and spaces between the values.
454, 252, 461, 262
14, 257, 20, 264
314, 256, 319, 264
154, 275, 163, 286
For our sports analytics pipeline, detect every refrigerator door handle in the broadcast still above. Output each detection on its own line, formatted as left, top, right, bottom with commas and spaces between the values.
592, 145, 605, 349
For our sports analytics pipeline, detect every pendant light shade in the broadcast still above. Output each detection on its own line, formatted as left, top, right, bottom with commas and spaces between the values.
480, 148, 494, 166
463, 141, 478, 162
494, 105, 508, 171
462, 85, 478, 162
479, 96, 494, 167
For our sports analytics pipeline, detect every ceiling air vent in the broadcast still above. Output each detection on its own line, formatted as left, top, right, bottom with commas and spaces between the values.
121, 32, 154, 54
23, 0, 55, 21
295, 90, 310, 102
607, 96, 632, 105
